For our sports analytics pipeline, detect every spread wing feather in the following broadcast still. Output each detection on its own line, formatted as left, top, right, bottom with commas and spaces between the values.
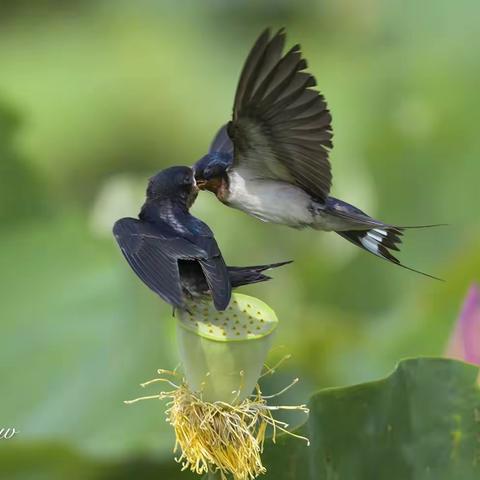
227, 28, 333, 201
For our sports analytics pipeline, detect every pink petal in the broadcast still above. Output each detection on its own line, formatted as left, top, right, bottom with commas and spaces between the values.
446, 283, 480, 365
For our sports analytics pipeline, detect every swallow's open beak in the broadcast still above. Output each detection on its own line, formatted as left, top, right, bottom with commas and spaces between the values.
196, 180, 208, 190
193, 169, 222, 194
192, 167, 206, 190
194, 174, 208, 190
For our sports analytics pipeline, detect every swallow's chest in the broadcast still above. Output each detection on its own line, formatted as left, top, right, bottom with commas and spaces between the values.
223, 169, 314, 227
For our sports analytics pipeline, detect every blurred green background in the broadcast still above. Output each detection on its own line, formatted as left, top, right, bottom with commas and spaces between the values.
0, 0, 478, 477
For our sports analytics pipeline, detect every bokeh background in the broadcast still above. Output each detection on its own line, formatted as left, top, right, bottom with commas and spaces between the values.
1, 0, 478, 477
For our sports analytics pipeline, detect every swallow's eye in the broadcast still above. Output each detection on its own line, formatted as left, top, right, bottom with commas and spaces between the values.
182, 175, 192, 186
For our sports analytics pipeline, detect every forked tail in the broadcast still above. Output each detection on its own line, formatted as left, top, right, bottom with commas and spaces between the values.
337, 225, 444, 280
325, 197, 444, 280
227, 261, 292, 287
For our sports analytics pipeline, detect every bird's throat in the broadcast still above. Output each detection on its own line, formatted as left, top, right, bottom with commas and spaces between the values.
202, 177, 229, 202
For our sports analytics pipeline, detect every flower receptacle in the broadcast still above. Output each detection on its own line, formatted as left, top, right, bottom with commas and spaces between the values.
176, 293, 278, 403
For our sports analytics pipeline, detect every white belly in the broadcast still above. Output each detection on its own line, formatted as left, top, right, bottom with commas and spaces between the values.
225, 169, 314, 227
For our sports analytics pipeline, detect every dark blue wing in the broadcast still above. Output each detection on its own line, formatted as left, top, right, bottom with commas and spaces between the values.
113, 217, 232, 311
209, 124, 234, 156
228, 29, 333, 201
113, 218, 206, 309
184, 216, 232, 310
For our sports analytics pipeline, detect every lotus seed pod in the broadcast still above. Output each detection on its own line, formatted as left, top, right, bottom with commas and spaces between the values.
176, 293, 278, 403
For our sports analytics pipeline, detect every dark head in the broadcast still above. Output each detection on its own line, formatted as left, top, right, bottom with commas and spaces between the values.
146, 166, 198, 208
193, 152, 231, 194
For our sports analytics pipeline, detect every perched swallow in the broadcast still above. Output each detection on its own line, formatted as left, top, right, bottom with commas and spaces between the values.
113, 166, 290, 311
193, 29, 442, 279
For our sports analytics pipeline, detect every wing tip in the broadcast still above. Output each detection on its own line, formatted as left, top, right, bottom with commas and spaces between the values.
112, 217, 137, 237
257, 27, 272, 46
214, 293, 232, 312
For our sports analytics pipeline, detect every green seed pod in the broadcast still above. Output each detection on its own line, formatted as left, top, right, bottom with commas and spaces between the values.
176, 293, 278, 403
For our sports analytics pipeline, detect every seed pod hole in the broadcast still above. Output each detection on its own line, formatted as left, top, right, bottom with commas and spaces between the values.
178, 294, 278, 341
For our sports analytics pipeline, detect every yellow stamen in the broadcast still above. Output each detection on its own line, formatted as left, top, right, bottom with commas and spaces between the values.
126, 371, 309, 479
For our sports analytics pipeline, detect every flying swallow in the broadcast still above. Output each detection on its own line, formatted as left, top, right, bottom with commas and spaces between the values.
193, 29, 442, 279
113, 166, 290, 311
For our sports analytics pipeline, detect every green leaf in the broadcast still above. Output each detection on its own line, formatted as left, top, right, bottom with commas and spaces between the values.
263, 358, 480, 480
